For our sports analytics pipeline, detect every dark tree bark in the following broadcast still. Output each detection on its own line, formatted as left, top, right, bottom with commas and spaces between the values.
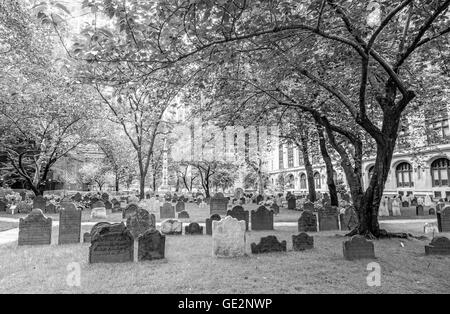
299, 128, 316, 202
316, 123, 338, 206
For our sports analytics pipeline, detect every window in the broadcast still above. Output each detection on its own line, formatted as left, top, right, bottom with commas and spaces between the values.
279, 144, 284, 169
396, 162, 414, 187
431, 158, 450, 187
425, 103, 449, 144
287, 174, 294, 189
287, 142, 294, 168
300, 173, 307, 190
314, 172, 321, 189
244, 133, 250, 162
234, 133, 238, 161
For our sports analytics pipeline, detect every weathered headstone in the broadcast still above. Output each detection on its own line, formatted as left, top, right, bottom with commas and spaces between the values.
45, 203, 57, 214
425, 236, 450, 255
123, 203, 139, 219
58, 202, 81, 245
303, 201, 314, 211
126, 207, 156, 239
104, 200, 112, 210
72, 192, 82, 202
293, 233, 314, 251
33, 195, 46, 210
138, 230, 166, 261
210, 193, 229, 215
343, 235, 375, 260
212, 216, 246, 257
0, 199, 6, 212
318, 206, 339, 231
160, 219, 183, 235
160, 202, 175, 219
251, 206, 274, 231
89, 222, 134, 263
18, 209, 52, 246
270, 203, 280, 215
83, 232, 91, 243
439, 207, 450, 232
206, 214, 221, 235
91, 201, 107, 219
287, 198, 296, 210
177, 210, 190, 219
185, 222, 203, 235
251, 235, 286, 254
227, 206, 249, 231
298, 211, 317, 232
175, 201, 185, 213
416, 205, 424, 216
101, 192, 109, 202
340, 206, 359, 231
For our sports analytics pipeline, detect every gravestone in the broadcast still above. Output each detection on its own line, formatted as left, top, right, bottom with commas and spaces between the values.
89, 222, 134, 264
160, 202, 175, 219
123, 203, 139, 219
112, 202, 121, 213
251, 235, 287, 254
0, 199, 6, 212
178, 210, 190, 219
185, 222, 203, 235
101, 192, 109, 202
160, 219, 183, 235
91, 201, 107, 219
210, 193, 229, 215
251, 206, 274, 231
411, 198, 418, 207
303, 201, 314, 211
340, 206, 359, 231
425, 236, 450, 255
318, 206, 339, 231
256, 195, 264, 204
73, 192, 82, 202
298, 211, 317, 232
292, 233, 314, 251
343, 235, 375, 260
83, 232, 91, 243
206, 214, 221, 235
33, 195, 46, 210
439, 207, 450, 232
227, 206, 249, 231
58, 202, 82, 245
45, 203, 57, 214
104, 200, 112, 210
212, 216, 246, 258
416, 205, 424, 216
175, 201, 185, 213
18, 209, 52, 246
429, 208, 436, 215
138, 230, 166, 261
270, 203, 280, 215
126, 208, 156, 239
287, 198, 296, 210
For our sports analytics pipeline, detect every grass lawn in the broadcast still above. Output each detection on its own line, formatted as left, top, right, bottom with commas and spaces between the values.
0, 223, 449, 294
0, 222, 18, 232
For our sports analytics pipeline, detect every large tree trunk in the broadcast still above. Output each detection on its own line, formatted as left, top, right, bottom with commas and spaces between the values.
300, 128, 316, 202
115, 173, 119, 192
316, 123, 338, 206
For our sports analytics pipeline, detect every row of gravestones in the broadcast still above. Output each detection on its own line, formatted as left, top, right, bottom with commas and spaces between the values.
297, 207, 359, 232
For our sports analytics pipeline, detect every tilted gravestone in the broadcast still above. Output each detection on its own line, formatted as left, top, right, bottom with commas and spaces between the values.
126, 207, 156, 239
438, 207, 450, 232
160, 202, 175, 219
33, 195, 46, 210
251, 206, 274, 231
18, 209, 52, 246
58, 202, 81, 245
210, 193, 229, 215
287, 198, 296, 210
425, 236, 450, 256
175, 201, 185, 213
298, 211, 317, 232
206, 214, 221, 235
340, 206, 359, 231
185, 222, 203, 235
212, 216, 246, 257
177, 210, 190, 219
227, 206, 249, 231
318, 206, 339, 231
89, 222, 134, 264
293, 233, 314, 251
123, 203, 139, 219
251, 235, 287, 254
343, 235, 375, 260
138, 230, 166, 261
160, 219, 183, 235
270, 203, 280, 215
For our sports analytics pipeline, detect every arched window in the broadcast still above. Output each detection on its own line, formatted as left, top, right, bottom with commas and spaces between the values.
279, 144, 284, 169
396, 162, 413, 187
368, 166, 374, 180
286, 174, 294, 189
431, 158, 450, 187
314, 172, 321, 189
300, 173, 307, 190
287, 142, 294, 168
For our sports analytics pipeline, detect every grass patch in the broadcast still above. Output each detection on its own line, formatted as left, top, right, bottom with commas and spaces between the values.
0, 222, 18, 232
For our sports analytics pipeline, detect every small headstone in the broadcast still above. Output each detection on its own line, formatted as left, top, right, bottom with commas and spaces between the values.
287, 198, 296, 210
33, 195, 46, 210
210, 193, 229, 215
227, 206, 249, 231
251, 235, 287, 254
251, 206, 274, 230
270, 203, 280, 215
83, 232, 91, 243
0, 200, 6, 212
292, 233, 314, 251
73, 192, 82, 202
126, 207, 156, 239
138, 230, 166, 261
185, 222, 203, 235
318, 206, 339, 231
343, 235, 375, 260
89, 222, 134, 264
160, 202, 175, 219
58, 202, 82, 245
212, 216, 246, 258
18, 209, 52, 246
101, 192, 109, 202
123, 203, 139, 219
104, 200, 112, 210
298, 211, 318, 232
425, 236, 450, 255
416, 205, 424, 216
160, 219, 182, 235
439, 207, 450, 232
206, 214, 221, 235
424, 222, 439, 234
175, 201, 185, 213
177, 210, 190, 219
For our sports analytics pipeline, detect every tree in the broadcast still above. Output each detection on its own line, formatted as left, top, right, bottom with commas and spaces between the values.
78, 161, 111, 191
